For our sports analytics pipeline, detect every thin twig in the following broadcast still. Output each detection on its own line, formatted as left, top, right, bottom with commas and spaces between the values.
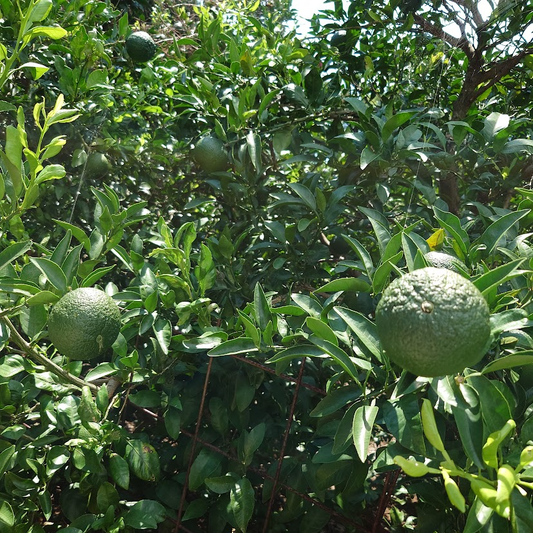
2, 315, 98, 391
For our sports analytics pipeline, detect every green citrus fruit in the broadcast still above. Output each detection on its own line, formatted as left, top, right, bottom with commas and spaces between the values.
48, 288, 121, 360
86, 152, 111, 178
192, 136, 229, 174
375, 267, 491, 377
125, 31, 157, 63
330, 30, 348, 48
425, 251, 467, 274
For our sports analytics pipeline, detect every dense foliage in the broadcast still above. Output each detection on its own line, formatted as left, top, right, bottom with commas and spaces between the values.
0, 0, 532, 531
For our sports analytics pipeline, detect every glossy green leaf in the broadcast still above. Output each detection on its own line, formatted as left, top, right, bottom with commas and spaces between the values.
314, 277, 371, 293
109, 454, 130, 490
189, 449, 222, 491
451, 382, 484, 469
182, 498, 209, 521
333, 306, 382, 361
305, 316, 338, 346
230, 478, 255, 532
208, 337, 259, 356
478, 210, 530, 256
124, 500, 166, 529
29, 257, 67, 293
126, 440, 160, 482
253, 282, 271, 330
310, 385, 361, 418
352, 405, 379, 462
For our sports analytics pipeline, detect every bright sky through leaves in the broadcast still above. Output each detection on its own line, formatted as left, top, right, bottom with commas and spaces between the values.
291, 0, 493, 37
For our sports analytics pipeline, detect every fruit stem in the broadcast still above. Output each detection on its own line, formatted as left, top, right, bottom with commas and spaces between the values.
1, 316, 98, 392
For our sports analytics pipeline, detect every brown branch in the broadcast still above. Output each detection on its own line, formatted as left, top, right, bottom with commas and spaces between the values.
412, 12, 475, 58
473, 47, 533, 99
2, 316, 98, 392
454, 0, 485, 27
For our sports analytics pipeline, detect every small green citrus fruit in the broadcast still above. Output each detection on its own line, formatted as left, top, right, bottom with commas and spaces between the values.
425, 251, 467, 274
48, 288, 121, 360
126, 31, 157, 63
375, 267, 491, 377
86, 152, 111, 179
192, 136, 229, 174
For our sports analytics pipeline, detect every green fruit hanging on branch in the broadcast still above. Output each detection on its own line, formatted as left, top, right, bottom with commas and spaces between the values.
48, 288, 121, 360
86, 152, 111, 179
126, 31, 157, 63
192, 136, 229, 174
375, 267, 491, 377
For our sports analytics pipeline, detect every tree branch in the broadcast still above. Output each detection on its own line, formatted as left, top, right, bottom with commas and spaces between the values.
412, 12, 475, 59
474, 46, 533, 94
2, 316, 98, 392
454, 0, 485, 27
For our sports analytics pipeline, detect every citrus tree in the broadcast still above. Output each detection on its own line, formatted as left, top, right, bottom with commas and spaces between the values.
0, 0, 532, 532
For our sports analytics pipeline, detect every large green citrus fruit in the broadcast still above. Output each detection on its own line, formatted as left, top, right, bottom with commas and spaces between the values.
86, 152, 111, 179
48, 288, 121, 360
192, 136, 229, 174
424, 251, 467, 274
375, 267, 491, 377
125, 31, 157, 63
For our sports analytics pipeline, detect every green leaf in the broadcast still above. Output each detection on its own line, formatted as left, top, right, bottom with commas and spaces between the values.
451, 382, 484, 469
314, 277, 371, 293
189, 448, 221, 490
182, 498, 209, 521
129, 390, 161, 408
298, 506, 331, 533
164, 406, 181, 439
234, 372, 255, 412
291, 293, 322, 317
309, 335, 371, 379
343, 236, 375, 279
360, 146, 380, 169
29, 257, 67, 293
0, 241, 32, 271
433, 206, 469, 256
53, 219, 91, 250
501, 138, 533, 154
352, 405, 379, 462
208, 337, 259, 357
96, 482, 119, 513
124, 500, 166, 529
359, 206, 391, 257
482, 353, 533, 374
109, 453, 130, 490
0, 445, 15, 475
310, 384, 361, 418
467, 374, 513, 434
35, 164, 65, 185
0, 501, 14, 530
478, 210, 530, 256
27, 0, 53, 24
253, 283, 271, 330
333, 306, 382, 361
197, 243, 216, 296
473, 258, 527, 296
243, 423, 265, 465
381, 111, 414, 142
267, 344, 330, 364
205, 475, 237, 494
482, 112, 510, 140
153, 318, 172, 355
305, 316, 338, 346
383, 396, 426, 455
315, 460, 352, 491
230, 478, 255, 532
288, 183, 316, 211
126, 440, 160, 482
